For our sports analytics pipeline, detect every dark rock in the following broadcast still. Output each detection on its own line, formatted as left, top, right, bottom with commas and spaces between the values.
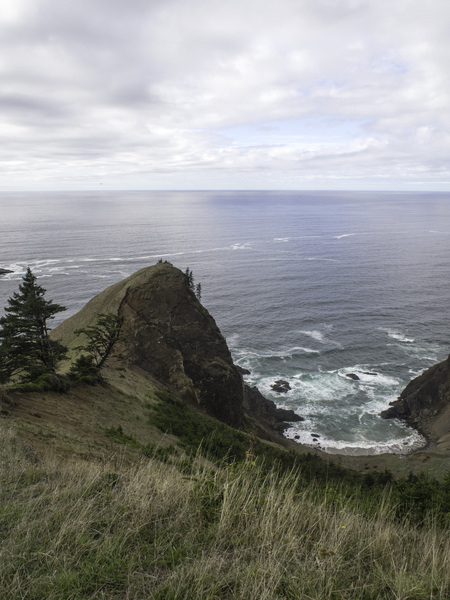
362, 371, 377, 376
311, 433, 320, 437
0, 268, 13, 275
236, 365, 251, 376
345, 373, 360, 381
118, 265, 244, 428
244, 384, 303, 432
271, 379, 291, 393
381, 354, 450, 439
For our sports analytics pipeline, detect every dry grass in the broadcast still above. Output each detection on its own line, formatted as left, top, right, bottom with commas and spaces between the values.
1, 421, 449, 600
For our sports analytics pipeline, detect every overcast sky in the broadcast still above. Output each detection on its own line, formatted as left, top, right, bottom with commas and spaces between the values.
1, 0, 449, 191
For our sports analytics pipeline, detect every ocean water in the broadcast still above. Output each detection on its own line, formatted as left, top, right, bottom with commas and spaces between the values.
1, 190, 449, 455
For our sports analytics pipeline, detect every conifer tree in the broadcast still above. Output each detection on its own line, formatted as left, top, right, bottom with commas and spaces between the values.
184, 267, 194, 290
0, 268, 67, 383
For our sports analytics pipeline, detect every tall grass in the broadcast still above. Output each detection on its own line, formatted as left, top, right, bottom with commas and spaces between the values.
1, 428, 449, 599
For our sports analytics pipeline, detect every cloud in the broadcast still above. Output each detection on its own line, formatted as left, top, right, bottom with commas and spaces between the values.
0, 0, 449, 190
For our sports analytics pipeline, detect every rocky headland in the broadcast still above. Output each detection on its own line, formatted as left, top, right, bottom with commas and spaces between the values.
381, 354, 450, 453
52, 262, 302, 437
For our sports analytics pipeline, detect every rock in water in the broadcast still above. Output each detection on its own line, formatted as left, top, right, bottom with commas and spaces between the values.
345, 373, 360, 381
53, 263, 244, 427
271, 379, 291, 393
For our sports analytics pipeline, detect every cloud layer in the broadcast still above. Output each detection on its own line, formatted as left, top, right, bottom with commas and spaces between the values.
1, 0, 449, 190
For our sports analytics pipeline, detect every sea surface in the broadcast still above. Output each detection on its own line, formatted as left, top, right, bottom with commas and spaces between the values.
1, 190, 449, 455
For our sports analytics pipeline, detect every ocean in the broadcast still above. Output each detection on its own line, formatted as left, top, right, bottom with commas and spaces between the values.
1, 190, 449, 455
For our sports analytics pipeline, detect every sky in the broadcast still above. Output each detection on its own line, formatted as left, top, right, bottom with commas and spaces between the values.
1, 0, 450, 191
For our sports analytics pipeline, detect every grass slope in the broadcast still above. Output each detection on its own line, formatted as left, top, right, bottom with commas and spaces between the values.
1, 424, 450, 600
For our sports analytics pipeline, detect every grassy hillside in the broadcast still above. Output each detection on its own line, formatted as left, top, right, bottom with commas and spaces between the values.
1, 419, 450, 600
2, 365, 450, 599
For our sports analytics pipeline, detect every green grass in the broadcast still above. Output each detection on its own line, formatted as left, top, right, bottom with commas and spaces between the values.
1, 422, 450, 600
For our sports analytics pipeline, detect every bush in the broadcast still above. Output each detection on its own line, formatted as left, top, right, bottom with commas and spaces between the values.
149, 391, 248, 463
69, 355, 101, 385
16, 373, 70, 393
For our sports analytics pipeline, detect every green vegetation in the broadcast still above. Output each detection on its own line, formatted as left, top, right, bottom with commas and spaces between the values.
1, 424, 449, 600
149, 389, 248, 462
105, 424, 178, 462
184, 267, 202, 301
0, 268, 67, 384
0, 270, 123, 387
148, 389, 450, 528
70, 313, 123, 383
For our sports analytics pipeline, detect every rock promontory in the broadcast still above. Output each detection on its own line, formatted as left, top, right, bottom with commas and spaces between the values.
381, 354, 450, 445
53, 262, 299, 433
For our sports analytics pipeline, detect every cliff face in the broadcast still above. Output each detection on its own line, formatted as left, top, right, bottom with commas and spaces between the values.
381, 354, 450, 440
54, 263, 244, 427
118, 264, 244, 427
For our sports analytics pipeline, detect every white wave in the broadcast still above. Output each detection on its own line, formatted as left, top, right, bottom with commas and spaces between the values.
333, 233, 357, 240
284, 426, 426, 455
288, 346, 320, 356
304, 257, 339, 262
49, 268, 70, 275
32, 259, 61, 266
232, 346, 320, 364
231, 242, 251, 250
301, 330, 324, 342
337, 367, 400, 388
0, 263, 28, 279
380, 328, 415, 343
226, 333, 240, 348
299, 329, 325, 343
274, 237, 290, 243
281, 371, 352, 405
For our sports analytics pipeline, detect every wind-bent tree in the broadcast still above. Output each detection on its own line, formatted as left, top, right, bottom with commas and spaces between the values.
70, 313, 123, 382
0, 267, 67, 384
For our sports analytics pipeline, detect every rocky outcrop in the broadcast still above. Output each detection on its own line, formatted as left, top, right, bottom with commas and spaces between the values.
381, 354, 450, 440
118, 264, 244, 427
0, 268, 13, 275
271, 379, 291, 393
53, 263, 245, 427
345, 373, 360, 381
244, 385, 303, 432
